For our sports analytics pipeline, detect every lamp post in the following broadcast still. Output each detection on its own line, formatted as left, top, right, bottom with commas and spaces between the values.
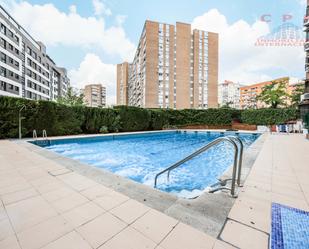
18, 105, 26, 139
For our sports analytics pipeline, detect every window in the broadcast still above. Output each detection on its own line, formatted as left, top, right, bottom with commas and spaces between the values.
0, 53, 6, 63
15, 48, 19, 55
0, 67, 6, 77
27, 47, 31, 54
0, 24, 6, 34
0, 38, 5, 48
9, 44, 13, 50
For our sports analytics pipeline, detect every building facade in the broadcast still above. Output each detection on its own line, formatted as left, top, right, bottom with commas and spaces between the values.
0, 6, 69, 101
83, 84, 106, 107
301, 1, 309, 119
116, 62, 129, 105
218, 80, 241, 109
117, 20, 218, 109
239, 77, 302, 109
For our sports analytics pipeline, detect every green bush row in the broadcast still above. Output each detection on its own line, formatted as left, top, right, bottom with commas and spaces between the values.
0, 96, 300, 139
241, 108, 299, 125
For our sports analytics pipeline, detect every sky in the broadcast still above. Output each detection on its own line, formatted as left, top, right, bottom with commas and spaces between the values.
0, 0, 306, 104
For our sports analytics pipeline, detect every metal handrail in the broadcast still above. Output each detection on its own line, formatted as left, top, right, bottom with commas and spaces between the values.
229, 136, 244, 186
154, 136, 240, 196
42, 129, 47, 139
33, 130, 37, 139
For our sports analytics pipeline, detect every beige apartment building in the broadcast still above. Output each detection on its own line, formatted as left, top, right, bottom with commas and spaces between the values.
83, 84, 106, 107
117, 20, 218, 109
116, 62, 129, 105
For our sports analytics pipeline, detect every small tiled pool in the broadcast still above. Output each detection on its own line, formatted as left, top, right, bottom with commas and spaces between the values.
32, 131, 259, 197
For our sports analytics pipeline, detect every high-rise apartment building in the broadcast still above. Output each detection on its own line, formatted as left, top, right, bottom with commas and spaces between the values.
218, 80, 241, 109
83, 84, 106, 107
0, 6, 69, 101
116, 62, 129, 105
239, 77, 302, 109
117, 20, 218, 109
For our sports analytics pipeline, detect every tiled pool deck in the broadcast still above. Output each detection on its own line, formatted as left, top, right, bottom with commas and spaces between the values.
0, 133, 308, 249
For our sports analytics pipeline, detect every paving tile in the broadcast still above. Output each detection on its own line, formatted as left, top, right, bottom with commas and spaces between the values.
1, 188, 39, 205
110, 199, 150, 224
132, 209, 178, 244
0, 205, 7, 221
50, 192, 89, 213
0, 218, 15, 241
6, 196, 58, 232
0, 235, 21, 249
17, 215, 73, 249
271, 192, 309, 211
80, 184, 112, 200
213, 240, 237, 249
0, 182, 32, 196
57, 173, 97, 192
160, 222, 215, 249
41, 231, 92, 249
93, 190, 130, 210
62, 201, 105, 227
220, 220, 269, 249
228, 197, 271, 233
41, 186, 75, 203
77, 212, 127, 248
98, 226, 156, 249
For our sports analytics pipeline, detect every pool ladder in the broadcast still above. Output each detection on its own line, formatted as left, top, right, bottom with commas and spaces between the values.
153, 136, 244, 197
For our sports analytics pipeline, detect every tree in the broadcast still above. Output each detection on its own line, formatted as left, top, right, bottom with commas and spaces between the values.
257, 80, 289, 108
290, 84, 305, 107
57, 87, 84, 106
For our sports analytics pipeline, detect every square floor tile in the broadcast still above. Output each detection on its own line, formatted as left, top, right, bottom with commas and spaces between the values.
110, 199, 150, 224
0, 235, 21, 249
0, 218, 15, 241
77, 212, 127, 248
17, 215, 73, 249
160, 223, 215, 249
99, 226, 156, 249
1, 188, 39, 205
41, 231, 92, 249
220, 219, 269, 249
6, 196, 58, 232
51, 192, 89, 213
132, 209, 178, 244
62, 201, 105, 227
94, 191, 129, 211
80, 184, 112, 200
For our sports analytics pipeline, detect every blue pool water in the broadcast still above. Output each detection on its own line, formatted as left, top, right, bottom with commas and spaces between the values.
36, 131, 259, 197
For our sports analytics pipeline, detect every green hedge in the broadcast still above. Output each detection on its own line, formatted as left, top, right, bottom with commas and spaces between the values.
241, 108, 298, 125
305, 112, 309, 129
0, 96, 300, 139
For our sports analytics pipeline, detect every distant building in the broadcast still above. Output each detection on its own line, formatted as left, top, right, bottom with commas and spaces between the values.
117, 20, 218, 109
83, 84, 106, 107
218, 80, 241, 109
116, 62, 129, 105
239, 77, 304, 109
0, 5, 69, 100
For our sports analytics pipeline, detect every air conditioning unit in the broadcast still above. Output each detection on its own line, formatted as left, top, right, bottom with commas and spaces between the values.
301, 93, 309, 101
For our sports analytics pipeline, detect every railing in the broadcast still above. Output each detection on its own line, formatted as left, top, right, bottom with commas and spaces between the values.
33, 130, 37, 139
42, 129, 47, 139
154, 136, 242, 197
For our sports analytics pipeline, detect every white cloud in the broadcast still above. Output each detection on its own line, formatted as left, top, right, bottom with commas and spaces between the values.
192, 9, 305, 84
92, 0, 112, 16
68, 53, 116, 105
6, 1, 134, 60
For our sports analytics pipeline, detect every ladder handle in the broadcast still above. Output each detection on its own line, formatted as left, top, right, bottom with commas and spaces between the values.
154, 136, 239, 195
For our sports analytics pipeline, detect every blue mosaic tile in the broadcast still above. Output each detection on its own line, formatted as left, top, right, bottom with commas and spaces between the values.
271, 203, 309, 249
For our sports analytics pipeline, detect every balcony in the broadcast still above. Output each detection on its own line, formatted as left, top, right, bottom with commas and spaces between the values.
305, 41, 309, 51
306, 63, 309, 72
304, 16, 309, 26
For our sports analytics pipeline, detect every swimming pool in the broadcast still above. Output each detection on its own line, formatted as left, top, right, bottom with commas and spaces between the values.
34, 131, 259, 198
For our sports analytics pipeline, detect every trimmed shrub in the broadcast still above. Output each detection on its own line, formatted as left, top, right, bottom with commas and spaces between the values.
241, 108, 298, 125
0, 96, 300, 139
115, 106, 151, 131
